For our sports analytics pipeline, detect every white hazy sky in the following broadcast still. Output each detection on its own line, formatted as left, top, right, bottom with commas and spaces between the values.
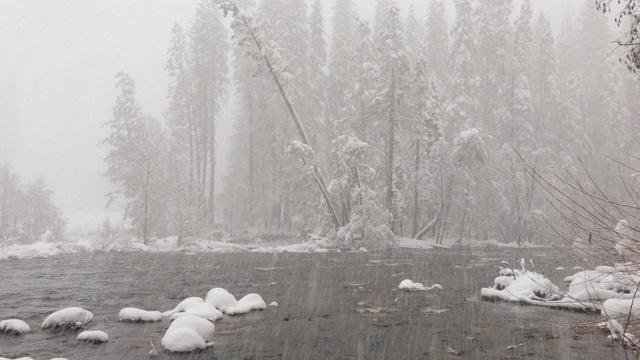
0, 0, 576, 218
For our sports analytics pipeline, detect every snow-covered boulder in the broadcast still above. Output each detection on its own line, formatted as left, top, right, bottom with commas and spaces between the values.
482, 270, 562, 302
602, 298, 640, 323
398, 279, 442, 291
0, 319, 31, 334
77, 330, 109, 342
170, 302, 223, 322
162, 297, 204, 317
226, 294, 267, 315
119, 308, 162, 322
42, 307, 93, 329
205, 288, 238, 312
567, 270, 637, 301
162, 315, 215, 353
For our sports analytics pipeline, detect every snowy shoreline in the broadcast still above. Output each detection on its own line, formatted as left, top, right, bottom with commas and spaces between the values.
0, 235, 559, 261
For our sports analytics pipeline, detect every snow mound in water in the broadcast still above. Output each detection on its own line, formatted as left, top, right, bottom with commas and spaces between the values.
42, 307, 93, 329
0, 319, 30, 334
482, 270, 561, 301
0, 357, 34, 360
119, 308, 162, 322
205, 288, 238, 312
398, 279, 442, 291
162, 315, 215, 353
77, 330, 109, 342
162, 297, 204, 317
602, 298, 640, 323
226, 294, 267, 315
170, 302, 223, 322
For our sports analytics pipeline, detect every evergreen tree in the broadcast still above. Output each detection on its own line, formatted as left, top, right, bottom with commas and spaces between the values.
327, 0, 358, 118
403, 5, 424, 69
189, 0, 229, 226
424, 0, 449, 84
102, 73, 167, 244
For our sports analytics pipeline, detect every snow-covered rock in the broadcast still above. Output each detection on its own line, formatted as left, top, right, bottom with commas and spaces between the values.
398, 279, 442, 291
42, 307, 93, 329
269, 302, 278, 307
0, 319, 30, 334
162, 297, 204, 317
119, 308, 162, 322
205, 288, 238, 312
226, 293, 267, 315
482, 269, 562, 302
602, 298, 640, 323
77, 330, 109, 342
162, 315, 215, 353
170, 302, 223, 322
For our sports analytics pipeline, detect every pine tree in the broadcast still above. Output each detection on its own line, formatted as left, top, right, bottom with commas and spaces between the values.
403, 5, 424, 69
445, 0, 479, 134
510, 0, 534, 152
327, 0, 358, 118
189, 0, 229, 227
102, 73, 167, 244
424, 0, 449, 84
409, 39, 442, 238
377, 4, 410, 233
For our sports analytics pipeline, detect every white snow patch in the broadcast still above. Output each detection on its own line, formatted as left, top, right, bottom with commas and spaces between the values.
0, 319, 30, 334
398, 279, 442, 291
269, 302, 278, 307
119, 308, 162, 322
395, 238, 433, 250
77, 330, 109, 342
42, 307, 93, 329
205, 288, 238, 312
226, 294, 267, 315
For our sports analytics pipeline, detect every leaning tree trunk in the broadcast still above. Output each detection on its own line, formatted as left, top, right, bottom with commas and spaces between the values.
221, 6, 342, 229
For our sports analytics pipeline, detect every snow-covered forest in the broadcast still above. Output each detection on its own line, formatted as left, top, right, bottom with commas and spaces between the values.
96, 0, 640, 248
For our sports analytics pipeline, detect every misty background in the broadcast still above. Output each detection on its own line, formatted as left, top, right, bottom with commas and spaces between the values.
0, 0, 572, 230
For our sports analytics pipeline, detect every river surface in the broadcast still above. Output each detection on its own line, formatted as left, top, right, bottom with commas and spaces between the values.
0, 248, 626, 359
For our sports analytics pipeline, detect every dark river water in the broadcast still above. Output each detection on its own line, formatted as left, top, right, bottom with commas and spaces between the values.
0, 248, 626, 359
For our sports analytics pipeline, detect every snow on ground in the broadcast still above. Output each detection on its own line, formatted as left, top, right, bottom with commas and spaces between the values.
0, 357, 34, 360
77, 330, 109, 342
118, 307, 162, 322
0, 319, 30, 334
226, 294, 267, 315
41, 307, 93, 329
205, 288, 238, 312
398, 279, 442, 291
162, 315, 215, 353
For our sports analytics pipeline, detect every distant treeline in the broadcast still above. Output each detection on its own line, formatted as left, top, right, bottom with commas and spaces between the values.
0, 164, 64, 244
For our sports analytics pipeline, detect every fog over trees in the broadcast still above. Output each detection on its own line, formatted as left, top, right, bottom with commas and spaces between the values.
2, 0, 639, 248
102, 0, 637, 247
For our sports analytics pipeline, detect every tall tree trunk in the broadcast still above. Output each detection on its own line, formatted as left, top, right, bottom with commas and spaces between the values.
248, 88, 255, 226
209, 105, 216, 225
245, 25, 342, 228
386, 66, 396, 232
411, 139, 420, 238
